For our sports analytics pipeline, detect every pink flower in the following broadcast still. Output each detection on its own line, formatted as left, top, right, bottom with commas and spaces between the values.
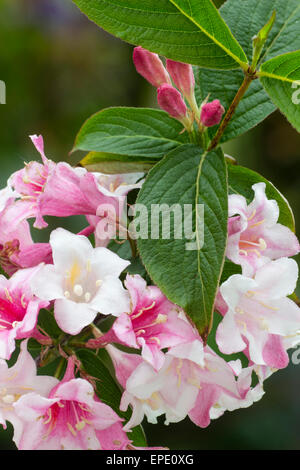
88, 274, 196, 370
0, 200, 52, 276
14, 358, 123, 450
133, 46, 171, 88
0, 266, 49, 359
200, 99, 225, 127
0, 340, 57, 438
216, 258, 300, 369
7, 135, 56, 229
30, 228, 130, 335
108, 336, 258, 430
227, 182, 300, 276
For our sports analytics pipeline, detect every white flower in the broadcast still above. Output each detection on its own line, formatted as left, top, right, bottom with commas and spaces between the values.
31, 228, 130, 335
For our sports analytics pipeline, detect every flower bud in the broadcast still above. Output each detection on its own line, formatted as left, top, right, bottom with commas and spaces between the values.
133, 46, 171, 88
200, 99, 225, 127
166, 59, 195, 97
157, 84, 187, 120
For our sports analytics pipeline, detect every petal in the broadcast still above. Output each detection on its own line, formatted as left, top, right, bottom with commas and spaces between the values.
263, 223, 300, 259
254, 258, 298, 299
30, 264, 64, 301
262, 334, 289, 369
54, 299, 97, 335
91, 247, 130, 279
249, 183, 279, 227
90, 277, 130, 316
50, 228, 93, 272
188, 385, 220, 428
216, 312, 246, 355
220, 274, 257, 311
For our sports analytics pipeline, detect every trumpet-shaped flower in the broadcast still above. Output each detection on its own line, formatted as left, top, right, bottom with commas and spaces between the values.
216, 258, 300, 369
88, 274, 196, 370
0, 199, 52, 275
0, 340, 57, 440
108, 336, 256, 430
0, 267, 49, 359
14, 357, 123, 450
227, 182, 300, 276
30, 228, 130, 335
6, 135, 56, 229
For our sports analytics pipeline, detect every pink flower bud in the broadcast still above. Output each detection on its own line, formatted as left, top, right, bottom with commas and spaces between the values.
133, 46, 171, 88
200, 99, 225, 127
166, 59, 195, 97
157, 84, 187, 120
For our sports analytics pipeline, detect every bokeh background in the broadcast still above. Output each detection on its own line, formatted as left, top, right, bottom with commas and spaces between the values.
0, 0, 300, 450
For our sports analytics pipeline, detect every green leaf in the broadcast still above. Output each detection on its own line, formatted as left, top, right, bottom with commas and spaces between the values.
72, 107, 187, 163
76, 349, 147, 447
259, 51, 300, 132
194, 0, 300, 142
136, 144, 228, 339
80, 152, 155, 174
220, 0, 300, 64
37, 309, 63, 339
227, 163, 295, 231
107, 239, 150, 280
72, 0, 247, 69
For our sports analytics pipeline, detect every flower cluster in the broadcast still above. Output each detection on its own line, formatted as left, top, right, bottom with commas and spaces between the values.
215, 183, 300, 369
0, 53, 299, 451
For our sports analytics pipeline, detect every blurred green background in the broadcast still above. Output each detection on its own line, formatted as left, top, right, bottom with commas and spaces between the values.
0, 0, 300, 450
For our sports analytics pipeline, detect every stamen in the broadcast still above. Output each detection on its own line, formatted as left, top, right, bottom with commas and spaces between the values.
84, 292, 91, 302
187, 378, 202, 389
2, 394, 15, 404
258, 301, 279, 311
64, 291, 70, 299
67, 422, 77, 437
20, 294, 27, 309
95, 279, 102, 287
235, 307, 244, 314
249, 219, 265, 229
4, 289, 13, 303
176, 359, 183, 388
135, 329, 146, 336
245, 291, 255, 298
131, 301, 156, 320
43, 408, 52, 425
258, 238, 267, 251
73, 284, 83, 297
247, 209, 256, 221
75, 421, 86, 431
136, 314, 168, 330
78, 403, 92, 413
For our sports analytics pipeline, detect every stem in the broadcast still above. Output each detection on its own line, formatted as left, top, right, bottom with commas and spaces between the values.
54, 357, 66, 379
128, 233, 137, 258
208, 71, 255, 151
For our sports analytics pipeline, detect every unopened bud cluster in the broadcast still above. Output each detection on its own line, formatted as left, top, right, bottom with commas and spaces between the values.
133, 46, 225, 133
